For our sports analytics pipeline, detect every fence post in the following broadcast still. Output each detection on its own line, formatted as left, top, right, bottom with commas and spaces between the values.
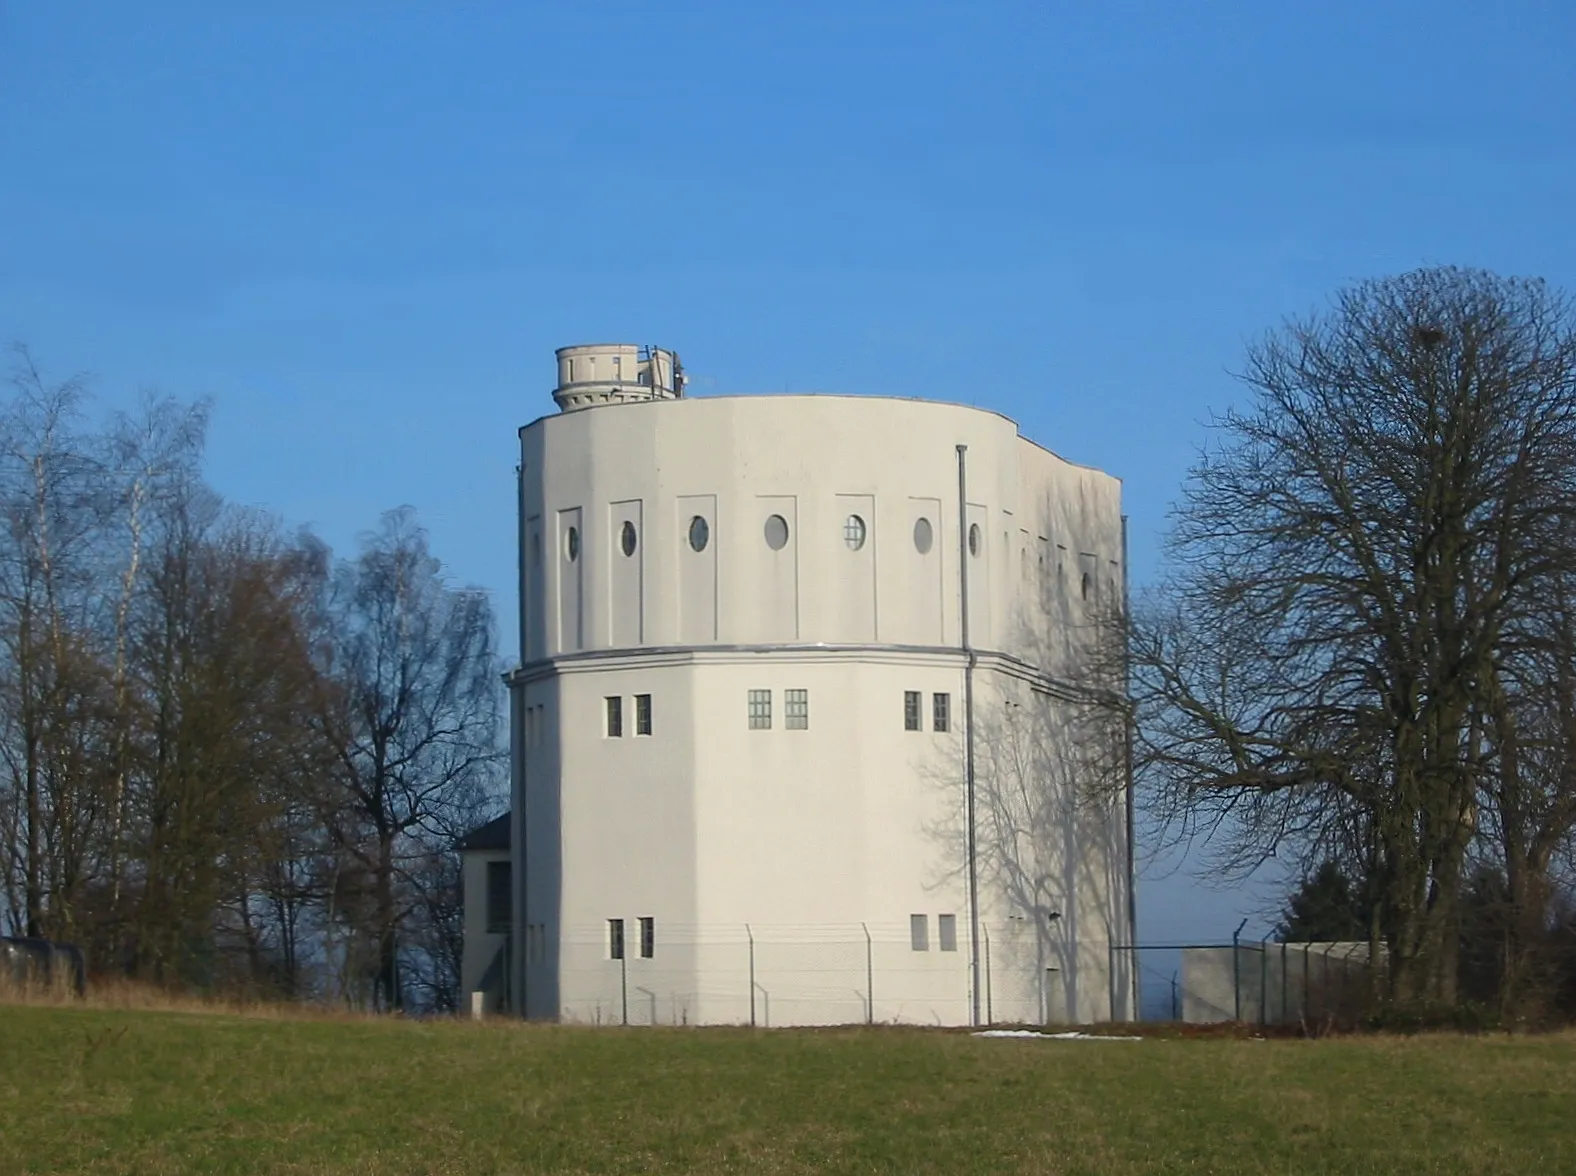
746, 924, 756, 1028
862, 922, 873, 1025
1280, 941, 1288, 1026
1302, 942, 1310, 1023
1261, 943, 1269, 1025
1232, 918, 1247, 1021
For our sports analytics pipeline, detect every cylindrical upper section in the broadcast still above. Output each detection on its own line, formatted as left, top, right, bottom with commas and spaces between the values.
553, 344, 685, 412
518, 394, 1123, 673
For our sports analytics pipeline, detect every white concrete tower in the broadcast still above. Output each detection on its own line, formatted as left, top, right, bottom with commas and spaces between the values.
498, 344, 1138, 1029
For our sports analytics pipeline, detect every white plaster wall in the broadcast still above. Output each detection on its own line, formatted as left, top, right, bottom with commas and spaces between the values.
517, 394, 1122, 656
511, 393, 1129, 1026
460, 848, 510, 1011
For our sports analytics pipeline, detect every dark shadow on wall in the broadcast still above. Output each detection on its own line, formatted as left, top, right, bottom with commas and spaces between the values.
918, 484, 1134, 1023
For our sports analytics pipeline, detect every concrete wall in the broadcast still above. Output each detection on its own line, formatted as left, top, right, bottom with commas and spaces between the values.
1181, 943, 1377, 1025
516, 395, 1121, 661
460, 848, 510, 1013
510, 391, 1132, 1026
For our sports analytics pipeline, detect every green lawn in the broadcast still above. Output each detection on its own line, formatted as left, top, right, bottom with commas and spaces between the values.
0, 1006, 1570, 1174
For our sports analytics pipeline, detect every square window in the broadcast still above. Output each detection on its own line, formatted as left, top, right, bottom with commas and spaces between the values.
639, 916, 654, 959
608, 918, 625, 960
939, 914, 958, 952
785, 688, 809, 730
910, 913, 929, 951
933, 693, 950, 733
748, 689, 772, 730
904, 691, 921, 731
485, 860, 511, 933
605, 696, 623, 738
635, 693, 652, 736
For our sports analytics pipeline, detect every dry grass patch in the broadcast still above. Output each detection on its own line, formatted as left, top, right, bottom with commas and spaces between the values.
0, 976, 380, 1021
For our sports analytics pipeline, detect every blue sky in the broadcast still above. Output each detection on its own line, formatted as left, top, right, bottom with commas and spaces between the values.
3, 2, 1574, 957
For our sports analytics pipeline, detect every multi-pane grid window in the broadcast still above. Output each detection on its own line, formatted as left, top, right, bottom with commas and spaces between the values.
938, 913, 958, 952
635, 693, 652, 736
605, 696, 623, 737
933, 693, 950, 733
639, 916, 655, 959
785, 689, 809, 730
904, 691, 922, 731
608, 918, 625, 960
748, 689, 772, 730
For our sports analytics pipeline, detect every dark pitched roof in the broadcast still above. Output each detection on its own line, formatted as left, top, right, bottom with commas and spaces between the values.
457, 812, 510, 852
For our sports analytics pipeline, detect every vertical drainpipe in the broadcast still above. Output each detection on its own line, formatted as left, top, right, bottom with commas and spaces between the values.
957, 444, 982, 1027
513, 456, 528, 1018
1121, 514, 1139, 1020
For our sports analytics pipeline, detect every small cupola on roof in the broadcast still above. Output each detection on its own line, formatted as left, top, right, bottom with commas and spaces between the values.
552, 344, 686, 412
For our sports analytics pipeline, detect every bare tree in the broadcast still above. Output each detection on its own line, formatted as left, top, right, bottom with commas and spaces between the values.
123, 488, 333, 985
316, 508, 502, 1011
99, 393, 210, 925
0, 346, 106, 939
1132, 268, 1576, 1008
0, 347, 498, 1011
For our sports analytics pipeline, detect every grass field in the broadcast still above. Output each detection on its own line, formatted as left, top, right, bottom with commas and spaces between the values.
0, 1002, 1572, 1175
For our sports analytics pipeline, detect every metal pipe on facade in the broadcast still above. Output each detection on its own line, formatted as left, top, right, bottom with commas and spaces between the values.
513, 458, 528, 1018
957, 443, 982, 1028
1120, 514, 1139, 1020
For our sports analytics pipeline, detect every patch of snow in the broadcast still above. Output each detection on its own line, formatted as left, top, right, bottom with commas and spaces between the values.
972, 1029, 1143, 1041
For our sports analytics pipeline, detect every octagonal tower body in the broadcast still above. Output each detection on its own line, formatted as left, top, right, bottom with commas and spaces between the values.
508, 346, 1135, 1026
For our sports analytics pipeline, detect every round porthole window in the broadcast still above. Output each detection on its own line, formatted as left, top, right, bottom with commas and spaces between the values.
913, 517, 933, 554
688, 515, 710, 552
764, 514, 790, 550
620, 520, 637, 557
565, 526, 580, 562
968, 523, 981, 557
843, 514, 867, 551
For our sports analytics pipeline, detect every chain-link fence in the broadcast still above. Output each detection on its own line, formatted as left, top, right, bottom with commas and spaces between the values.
517, 924, 1374, 1027
1115, 940, 1378, 1026
552, 922, 973, 1026
533, 919, 1135, 1027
